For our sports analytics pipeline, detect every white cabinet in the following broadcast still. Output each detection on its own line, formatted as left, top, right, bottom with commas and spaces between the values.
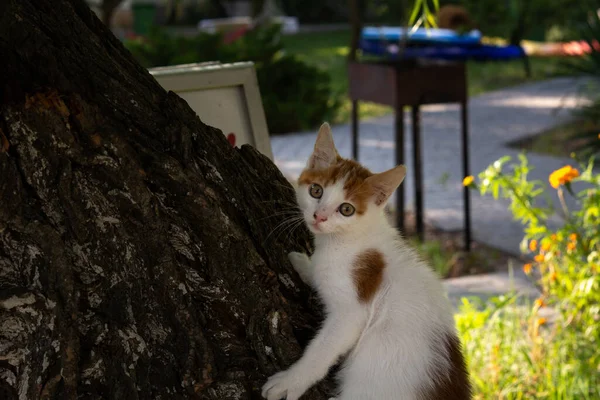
150, 62, 273, 160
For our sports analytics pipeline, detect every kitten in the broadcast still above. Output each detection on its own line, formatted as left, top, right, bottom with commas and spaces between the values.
262, 123, 471, 400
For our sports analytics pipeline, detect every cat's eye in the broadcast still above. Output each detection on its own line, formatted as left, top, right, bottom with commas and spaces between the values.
309, 183, 323, 199
339, 203, 355, 217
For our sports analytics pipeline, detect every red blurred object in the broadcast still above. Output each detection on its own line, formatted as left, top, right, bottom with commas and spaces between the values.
223, 26, 250, 44
124, 31, 142, 41
227, 133, 236, 147
562, 40, 600, 56
527, 40, 600, 57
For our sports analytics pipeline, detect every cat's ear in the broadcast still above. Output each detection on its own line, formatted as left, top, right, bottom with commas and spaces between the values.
366, 165, 407, 206
307, 122, 338, 169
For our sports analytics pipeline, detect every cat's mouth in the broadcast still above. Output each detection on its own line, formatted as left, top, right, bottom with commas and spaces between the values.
309, 221, 326, 233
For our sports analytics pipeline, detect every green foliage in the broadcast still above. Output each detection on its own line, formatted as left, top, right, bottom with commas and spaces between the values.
125, 24, 338, 133
409, 237, 453, 277
257, 55, 338, 133
459, 154, 600, 398
408, 0, 439, 29
435, 0, 591, 41
457, 295, 600, 399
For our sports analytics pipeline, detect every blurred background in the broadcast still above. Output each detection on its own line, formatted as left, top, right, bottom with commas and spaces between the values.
85, 0, 599, 142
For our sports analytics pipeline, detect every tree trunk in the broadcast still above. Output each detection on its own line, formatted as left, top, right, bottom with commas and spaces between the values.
0, 0, 329, 399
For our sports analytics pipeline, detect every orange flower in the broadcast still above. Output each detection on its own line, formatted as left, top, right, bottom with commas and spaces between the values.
569, 233, 577, 241
523, 263, 533, 274
537, 317, 547, 326
549, 166, 579, 189
534, 298, 545, 308
549, 271, 558, 281
567, 242, 576, 252
541, 242, 551, 252
529, 240, 538, 252
550, 234, 557, 241
534, 254, 545, 263
463, 175, 475, 186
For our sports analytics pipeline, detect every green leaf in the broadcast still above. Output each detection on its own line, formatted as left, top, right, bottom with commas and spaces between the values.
408, 0, 423, 26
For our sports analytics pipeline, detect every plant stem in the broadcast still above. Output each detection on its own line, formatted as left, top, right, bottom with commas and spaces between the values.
503, 177, 544, 223
557, 187, 570, 219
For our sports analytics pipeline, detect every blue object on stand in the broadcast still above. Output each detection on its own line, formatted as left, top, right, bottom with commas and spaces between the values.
360, 26, 525, 61
362, 26, 483, 46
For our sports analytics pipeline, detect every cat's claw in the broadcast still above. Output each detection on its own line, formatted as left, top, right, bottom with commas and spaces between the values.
261, 369, 310, 400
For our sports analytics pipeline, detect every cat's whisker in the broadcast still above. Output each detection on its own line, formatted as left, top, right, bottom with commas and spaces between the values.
273, 217, 305, 244
260, 200, 300, 209
263, 216, 304, 245
272, 220, 305, 245
286, 218, 307, 242
259, 210, 302, 221
270, 181, 296, 192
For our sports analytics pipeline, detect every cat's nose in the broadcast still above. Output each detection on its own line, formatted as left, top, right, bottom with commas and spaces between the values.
313, 212, 328, 223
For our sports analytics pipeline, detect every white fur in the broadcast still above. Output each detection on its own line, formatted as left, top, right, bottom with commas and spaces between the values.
262, 125, 457, 400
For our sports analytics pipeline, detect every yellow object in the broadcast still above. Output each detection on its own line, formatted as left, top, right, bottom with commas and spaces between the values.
549, 166, 579, 189
534, 298, 545, 308
529, 240, 538, 252
541, 242, 551, 252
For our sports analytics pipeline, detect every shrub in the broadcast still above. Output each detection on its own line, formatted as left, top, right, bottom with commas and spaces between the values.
125, 24, 338, 134
257, 55, 338, 133
459, 154, 600, 398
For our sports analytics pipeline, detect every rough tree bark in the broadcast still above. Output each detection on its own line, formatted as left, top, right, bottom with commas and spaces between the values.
0, 0, 330, 399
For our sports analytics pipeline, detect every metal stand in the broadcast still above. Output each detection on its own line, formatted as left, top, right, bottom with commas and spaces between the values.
349, 59, 472, 251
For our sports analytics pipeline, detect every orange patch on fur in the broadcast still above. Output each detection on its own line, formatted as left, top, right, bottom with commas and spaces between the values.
418, 334, 472, 400
298, 158, 376, 215
352, 249, 386, 302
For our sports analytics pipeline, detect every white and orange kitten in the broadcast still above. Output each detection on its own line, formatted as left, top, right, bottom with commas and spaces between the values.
263, 123, 471, 400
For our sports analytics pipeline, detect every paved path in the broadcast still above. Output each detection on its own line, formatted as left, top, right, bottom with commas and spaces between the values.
272, 77, 594, 303
272, 77, 592, 256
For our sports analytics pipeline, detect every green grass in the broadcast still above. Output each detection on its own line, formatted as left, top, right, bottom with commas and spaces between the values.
457, 295, 600, 400
282, 30, 569, 125
409, 237, 454, 278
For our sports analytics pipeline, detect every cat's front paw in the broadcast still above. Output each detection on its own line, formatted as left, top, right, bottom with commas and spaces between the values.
288, 252, 312, 285
288, 252, 310, 270
261, 369, 310, 400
